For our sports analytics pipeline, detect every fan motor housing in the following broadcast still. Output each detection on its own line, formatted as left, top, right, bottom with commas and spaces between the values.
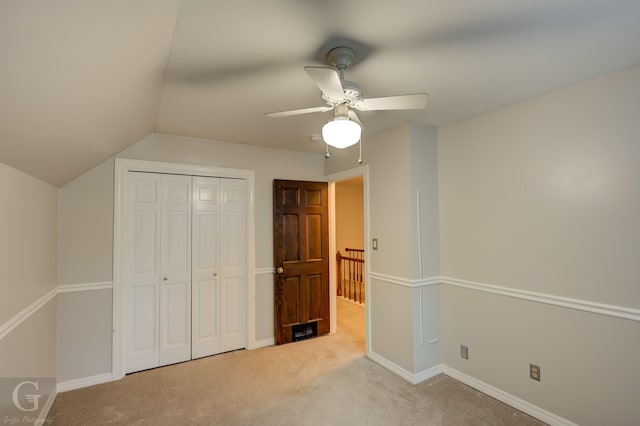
327, 46, 356, 70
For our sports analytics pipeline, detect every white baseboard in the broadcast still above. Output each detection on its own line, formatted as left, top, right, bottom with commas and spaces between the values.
252, 337, 275, 349
368, 351, 442, 384
36, 388, 57, 426
367, 353, 575, 425
57, 372, 115, 393
414, 364, 444, 383
442, 366, 577, 426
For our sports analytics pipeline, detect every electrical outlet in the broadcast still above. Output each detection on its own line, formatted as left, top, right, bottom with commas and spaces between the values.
530, 363, 541, 381
460, 344, 469, 360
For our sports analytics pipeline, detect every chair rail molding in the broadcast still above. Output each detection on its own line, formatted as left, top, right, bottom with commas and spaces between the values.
58, 281, 114, 293
0, 287, 57, 341
369, 271, 440, 288
440, 276, 640, 322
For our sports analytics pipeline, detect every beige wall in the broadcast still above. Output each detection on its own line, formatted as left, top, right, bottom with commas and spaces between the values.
360, 126, 414, 370
326, 124, 442, 374
410, 123, 440, 279
57, 289, 112, 382
0, 162, 57, 412
409, 124, 442, 372
58, 159, 114, 285
439, 65, 640, 305
365, 125, 413, 278
0, 163, 58, 323
438, 64, 640, 425
335, 178, 364, 253
57, 159, 115, 383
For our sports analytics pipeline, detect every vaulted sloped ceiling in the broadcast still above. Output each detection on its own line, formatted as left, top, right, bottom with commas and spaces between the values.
0, 0, 179, 186
2, 0, 640, 186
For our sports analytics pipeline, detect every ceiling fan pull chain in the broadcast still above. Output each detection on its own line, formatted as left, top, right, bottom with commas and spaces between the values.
325, 143, 330, 159
358, 138, 363, 164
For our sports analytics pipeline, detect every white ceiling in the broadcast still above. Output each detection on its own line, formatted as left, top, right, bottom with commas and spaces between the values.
2, 0, 640, 186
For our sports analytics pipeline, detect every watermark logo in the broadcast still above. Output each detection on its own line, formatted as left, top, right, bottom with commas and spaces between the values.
11, 381, 41, 412
1, 377, 54, 424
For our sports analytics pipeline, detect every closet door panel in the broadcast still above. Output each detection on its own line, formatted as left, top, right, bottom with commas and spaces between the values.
220, 179, 245, 352
191, 177, 221, 358
126, 173, 161, 373
159, 174, 192, 366
221, 276, 244, 351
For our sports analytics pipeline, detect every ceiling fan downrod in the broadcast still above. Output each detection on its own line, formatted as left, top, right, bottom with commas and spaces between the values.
326, 46, 356, 80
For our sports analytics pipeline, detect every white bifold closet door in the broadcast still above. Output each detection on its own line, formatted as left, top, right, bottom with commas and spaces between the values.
192, 176, 245, 358
125, 172, 245, 374
126, 172, 192, 373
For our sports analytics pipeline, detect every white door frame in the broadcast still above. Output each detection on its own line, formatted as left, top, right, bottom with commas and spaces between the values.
112, 158, 256, 380
326, 165, 371, 357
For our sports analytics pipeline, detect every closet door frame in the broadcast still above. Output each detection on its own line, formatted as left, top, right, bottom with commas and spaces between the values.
113, 158, 256, 380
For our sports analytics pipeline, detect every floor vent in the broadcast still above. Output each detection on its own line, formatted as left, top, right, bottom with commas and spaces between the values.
292, 322, 317, 341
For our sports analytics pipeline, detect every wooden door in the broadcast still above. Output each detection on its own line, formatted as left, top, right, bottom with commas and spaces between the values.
273, 180, 329, 345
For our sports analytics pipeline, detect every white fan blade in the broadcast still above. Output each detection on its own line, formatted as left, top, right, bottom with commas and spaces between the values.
355, 93, 428, 111
348, 110, 364, 129
304, 66, 346, 102
265, 105, 333, 118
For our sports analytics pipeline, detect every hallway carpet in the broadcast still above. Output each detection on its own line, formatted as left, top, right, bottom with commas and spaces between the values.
48, 299, 543, 425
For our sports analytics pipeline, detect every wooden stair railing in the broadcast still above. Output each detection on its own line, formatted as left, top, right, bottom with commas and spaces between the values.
336, 248, 365, 304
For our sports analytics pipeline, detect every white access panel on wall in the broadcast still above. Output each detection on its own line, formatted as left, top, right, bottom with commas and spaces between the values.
192, 177, 246, 358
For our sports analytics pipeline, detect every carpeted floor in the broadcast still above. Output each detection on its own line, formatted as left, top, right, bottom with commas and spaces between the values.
48, 298, 543, 425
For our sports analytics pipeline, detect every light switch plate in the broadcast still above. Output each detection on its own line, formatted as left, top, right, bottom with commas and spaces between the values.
372, 238, 378, 250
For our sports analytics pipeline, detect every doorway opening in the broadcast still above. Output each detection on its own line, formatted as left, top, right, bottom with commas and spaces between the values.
330, 173, 367, 354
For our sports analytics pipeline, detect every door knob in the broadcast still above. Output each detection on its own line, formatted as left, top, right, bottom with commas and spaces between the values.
213, 273, 218, 277
163, 277, 168, 281
276, 267, 284, 274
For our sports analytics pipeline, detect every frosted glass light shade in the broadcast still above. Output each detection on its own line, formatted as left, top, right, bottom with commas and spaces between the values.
322, 117, 361, 149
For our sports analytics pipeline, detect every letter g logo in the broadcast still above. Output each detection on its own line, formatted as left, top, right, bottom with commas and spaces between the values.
12, 381, 41, 412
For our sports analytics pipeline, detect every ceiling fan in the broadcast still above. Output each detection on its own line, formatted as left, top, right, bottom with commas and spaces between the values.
265, 46, 428, 150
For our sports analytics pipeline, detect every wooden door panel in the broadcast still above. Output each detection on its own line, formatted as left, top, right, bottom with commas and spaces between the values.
306, 214, 323, 260
281, 186, 300, 206
283, 214, 300, 262
281, 275, 301, 327
305, 188, 322, 206
274, 180, 329, 344
306, 274, 324, 322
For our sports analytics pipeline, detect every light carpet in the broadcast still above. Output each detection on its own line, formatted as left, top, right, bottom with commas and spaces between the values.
48, 298, 543, 425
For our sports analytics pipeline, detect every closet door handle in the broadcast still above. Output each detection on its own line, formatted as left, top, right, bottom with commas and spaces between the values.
213, 273, 218, 277
163, 277, 168, 281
